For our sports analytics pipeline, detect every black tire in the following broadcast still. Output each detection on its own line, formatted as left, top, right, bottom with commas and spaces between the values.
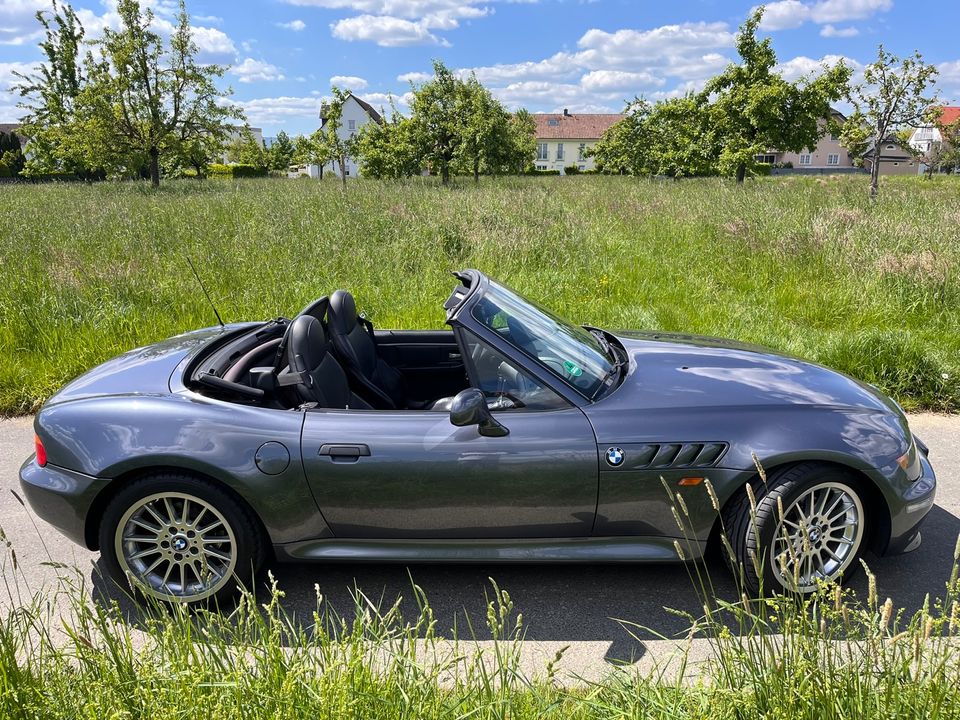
721, 462, 868, 596
98, 472, 265, 607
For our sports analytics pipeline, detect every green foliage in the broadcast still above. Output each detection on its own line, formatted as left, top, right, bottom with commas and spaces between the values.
843, 46, 940, 197
1, 175, 959, 415
14, 0, 100, 179
355, 108, 420, 179
226, 128, 269, 170
563, 164, 581, 175
18, 0, 241, 187
268, 130, 294, 171
706, 8, 851, 182
206, 163, 267, 178
409, 61, 462, 185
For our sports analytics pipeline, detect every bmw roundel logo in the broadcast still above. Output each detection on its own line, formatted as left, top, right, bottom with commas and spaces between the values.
606, 447, 625, 467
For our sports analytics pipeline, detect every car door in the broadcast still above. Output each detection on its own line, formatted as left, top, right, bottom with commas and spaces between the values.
374, 330, 467, 404
300, 343, 599, 539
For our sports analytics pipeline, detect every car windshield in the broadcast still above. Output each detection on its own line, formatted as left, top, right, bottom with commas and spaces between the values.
470, 279, 616, 398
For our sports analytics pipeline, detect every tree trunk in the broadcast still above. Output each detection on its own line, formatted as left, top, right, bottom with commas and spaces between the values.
442, 163, 450, 185
735, 163, 746, 184
473, 156, 480, 184
869, 145, 881, 199
149, 146, 160, 188
339, 156, 347, 190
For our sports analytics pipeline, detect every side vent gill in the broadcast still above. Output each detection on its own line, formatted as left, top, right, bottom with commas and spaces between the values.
630, 442, 727, 469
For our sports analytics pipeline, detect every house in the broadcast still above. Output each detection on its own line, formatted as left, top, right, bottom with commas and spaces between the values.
908, 106, 960, 153
532, 110, 624, 173
757, 109, 915, 175
861, 137, 917, 176
318, 93, 383, 178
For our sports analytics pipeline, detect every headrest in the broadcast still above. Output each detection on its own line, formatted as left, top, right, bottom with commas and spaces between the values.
328, 289, 358, 335
287, 314, 329, 373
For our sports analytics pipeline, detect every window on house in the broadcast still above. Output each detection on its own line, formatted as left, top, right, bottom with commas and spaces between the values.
754, 154, 776, 164
830, 133, 839, 141
548, 119, 559, 126
578, 165, 586, 171
536, 164, 546, 171
578, 143, 586, 160
799, 154, 812, 165
557, 143, 564, 160
348, 119, 356, 130
827, 154, 839, 165
537, 143, 548, 160
886, 144, 895, 149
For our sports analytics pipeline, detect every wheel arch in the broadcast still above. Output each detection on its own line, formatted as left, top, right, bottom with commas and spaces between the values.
84, 464, 272, 557
708, 458, 893, 557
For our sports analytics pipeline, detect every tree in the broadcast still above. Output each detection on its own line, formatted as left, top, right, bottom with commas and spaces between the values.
313, 86, 356, 189
269, 130, 294, 171
589, 99, 652, 175
292, 133, 326, 177
706, 8, 851, 183
409, 60, 461, 185
645, 96, 719, 178
0, 132, 25, 178
14, 0, 98, 178
454, 74, 515, 183
354, 107, 420, 179
75, 0, 241, 186
226, 127, 268, 169
499, 108, 537, 175
842, 46, 939, 198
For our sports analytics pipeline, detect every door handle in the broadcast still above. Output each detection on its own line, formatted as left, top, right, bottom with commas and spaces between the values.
319, 443, 371, 462
448, 352, 461, 360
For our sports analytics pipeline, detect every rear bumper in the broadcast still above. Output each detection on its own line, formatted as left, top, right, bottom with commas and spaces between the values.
19, 455, 110, 549
883, 452, 937, 556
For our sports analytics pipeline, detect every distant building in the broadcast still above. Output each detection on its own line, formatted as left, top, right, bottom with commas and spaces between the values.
532, 110, 624, 173
756, 109, 915, 175
908, 106, 960, 153
318, 93, 382, 178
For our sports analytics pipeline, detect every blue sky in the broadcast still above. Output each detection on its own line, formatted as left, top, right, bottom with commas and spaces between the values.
1, 0, 958, 136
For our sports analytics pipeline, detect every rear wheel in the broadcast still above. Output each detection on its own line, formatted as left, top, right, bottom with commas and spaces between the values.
98, 473, 264, 606
722, 463, 868, 596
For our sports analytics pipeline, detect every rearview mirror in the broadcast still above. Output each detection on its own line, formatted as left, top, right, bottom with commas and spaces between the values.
449, 388, 509, 437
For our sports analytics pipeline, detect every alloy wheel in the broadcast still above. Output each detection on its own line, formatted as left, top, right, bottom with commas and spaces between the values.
115, 492, 238, 602
770, 481, 864, 593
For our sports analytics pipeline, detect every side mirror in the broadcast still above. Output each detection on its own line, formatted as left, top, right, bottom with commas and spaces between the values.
449, 388, 509, 437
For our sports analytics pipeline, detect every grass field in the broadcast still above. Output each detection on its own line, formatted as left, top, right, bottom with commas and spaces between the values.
2, 174, 959, 415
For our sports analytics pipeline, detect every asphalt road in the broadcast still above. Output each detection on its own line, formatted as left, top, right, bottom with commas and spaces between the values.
2, 413, 959, 678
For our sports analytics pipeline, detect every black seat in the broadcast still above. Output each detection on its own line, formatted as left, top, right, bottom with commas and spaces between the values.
327, 290, 454, 411
286, 314, 370, 409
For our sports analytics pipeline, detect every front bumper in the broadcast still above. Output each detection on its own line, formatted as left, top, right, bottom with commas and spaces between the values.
884, 451, 937, 556
19, 455, 111, 549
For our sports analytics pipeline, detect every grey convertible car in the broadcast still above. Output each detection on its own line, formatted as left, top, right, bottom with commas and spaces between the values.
21, 270, 936, 605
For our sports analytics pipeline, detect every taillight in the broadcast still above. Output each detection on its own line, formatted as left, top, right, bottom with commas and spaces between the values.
34, 434, 47, 467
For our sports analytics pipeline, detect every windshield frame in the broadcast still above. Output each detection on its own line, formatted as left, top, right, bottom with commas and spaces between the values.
459, 275, 622, 401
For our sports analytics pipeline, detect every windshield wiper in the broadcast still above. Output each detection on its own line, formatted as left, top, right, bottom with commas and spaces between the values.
592, 348, 627, 400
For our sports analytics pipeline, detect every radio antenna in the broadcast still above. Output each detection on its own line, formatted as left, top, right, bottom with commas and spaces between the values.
186, 257, 225, 328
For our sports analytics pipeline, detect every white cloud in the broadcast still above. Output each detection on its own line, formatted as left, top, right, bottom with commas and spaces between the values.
820, 24, 859, 37
193, 14, 223, 24
397, 71, 433, 83
330, 74, 368, 89
579, 70, 664, 92
938, 61, 960, 102
192, 26, 238, 62
231, 58, 286, 83
0, 0, 52, 46
757, 0, 890, 31
0, 61, 37, 91
330, 14, 446, 46
234, 95, 320, 125
575, 23, 735, 69
359, 91, 412, 109
775, 54, 861, 82
458, 53, 581, 84
277, 19, 307, 31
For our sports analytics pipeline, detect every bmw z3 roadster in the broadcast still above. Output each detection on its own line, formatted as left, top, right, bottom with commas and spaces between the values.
21, 270, 936, 604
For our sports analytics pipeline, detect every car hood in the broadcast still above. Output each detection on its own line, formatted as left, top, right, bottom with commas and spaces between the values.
607, 330, 903, 417
42, 326, 231, 408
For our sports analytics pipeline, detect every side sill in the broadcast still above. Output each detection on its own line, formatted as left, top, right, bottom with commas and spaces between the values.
273, 536, 702, 564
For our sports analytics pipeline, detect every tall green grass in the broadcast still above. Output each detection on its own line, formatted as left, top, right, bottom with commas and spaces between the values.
2, 174, 959, 415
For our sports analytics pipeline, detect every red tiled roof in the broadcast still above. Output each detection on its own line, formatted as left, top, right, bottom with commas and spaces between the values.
533, 113, 624, 140
937, 106, 960, 128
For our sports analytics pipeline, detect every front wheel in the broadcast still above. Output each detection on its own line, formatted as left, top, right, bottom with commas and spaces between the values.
98, 473, 265, 606
722, 463, 868, 596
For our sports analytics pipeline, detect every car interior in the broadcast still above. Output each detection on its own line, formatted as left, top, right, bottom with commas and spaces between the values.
189, 291, 470, 411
